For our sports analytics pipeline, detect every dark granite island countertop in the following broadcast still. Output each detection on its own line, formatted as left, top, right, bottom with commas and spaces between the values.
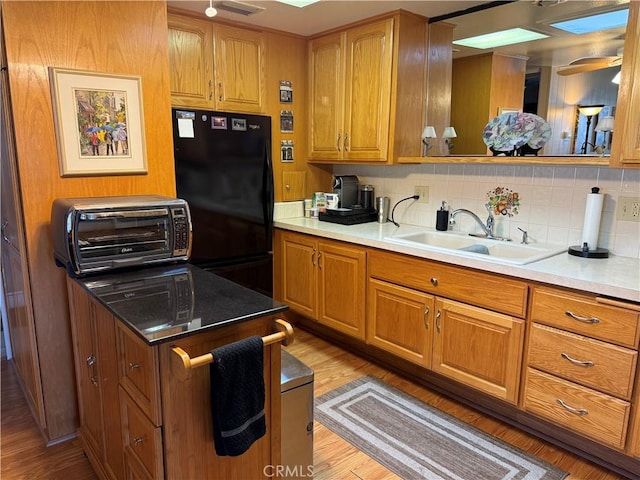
73, 263, 288, 345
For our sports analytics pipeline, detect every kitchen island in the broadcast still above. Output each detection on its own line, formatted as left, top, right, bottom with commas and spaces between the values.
66, 263, 289, 480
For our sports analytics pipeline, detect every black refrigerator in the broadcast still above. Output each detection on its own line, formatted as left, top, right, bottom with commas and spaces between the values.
172, 108, 274, 296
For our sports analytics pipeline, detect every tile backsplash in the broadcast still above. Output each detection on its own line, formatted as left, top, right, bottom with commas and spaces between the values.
332, 164, 640, 258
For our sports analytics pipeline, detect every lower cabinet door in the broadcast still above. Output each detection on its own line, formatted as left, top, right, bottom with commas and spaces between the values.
317, 240, 366, 339
366, 278, 434, 368
120, 387, 164, 480
432, 298, 524, 404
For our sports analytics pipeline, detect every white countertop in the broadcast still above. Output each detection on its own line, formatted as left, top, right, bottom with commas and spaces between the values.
274, 218, 640, 303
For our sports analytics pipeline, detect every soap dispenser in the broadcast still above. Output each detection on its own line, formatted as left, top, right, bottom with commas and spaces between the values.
436, 201, 449, 231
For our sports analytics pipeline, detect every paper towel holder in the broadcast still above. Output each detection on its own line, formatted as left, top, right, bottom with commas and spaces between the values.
568, 243, 609, 258
568, 186, 609, 258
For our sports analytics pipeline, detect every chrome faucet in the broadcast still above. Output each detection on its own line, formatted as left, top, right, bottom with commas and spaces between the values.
449, 204, 510, 241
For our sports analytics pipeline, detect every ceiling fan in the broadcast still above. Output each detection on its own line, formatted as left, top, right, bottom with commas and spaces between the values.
556, 51, 623, 76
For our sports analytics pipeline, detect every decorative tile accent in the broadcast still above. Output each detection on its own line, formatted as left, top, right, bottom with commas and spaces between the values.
487, 186, 520, 216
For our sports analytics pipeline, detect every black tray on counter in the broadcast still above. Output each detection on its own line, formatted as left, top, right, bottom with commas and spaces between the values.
319, 207, 378, 225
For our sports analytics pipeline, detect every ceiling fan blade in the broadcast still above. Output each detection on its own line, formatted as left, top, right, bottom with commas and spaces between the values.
569, 56, 619, 65
557, 62, 612, 76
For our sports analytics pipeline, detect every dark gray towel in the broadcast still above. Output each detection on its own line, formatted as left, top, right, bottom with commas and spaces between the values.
210, 335, 266, 456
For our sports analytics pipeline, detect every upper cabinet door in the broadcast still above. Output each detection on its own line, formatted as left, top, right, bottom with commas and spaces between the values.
308, 33, 345, 161
167, 15, 215, 109
343, 19, 393, 162
610, 2, 640, 167
213, 24, 265, 113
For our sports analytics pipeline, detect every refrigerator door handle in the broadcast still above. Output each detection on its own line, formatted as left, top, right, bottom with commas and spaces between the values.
263, 139, 274, 244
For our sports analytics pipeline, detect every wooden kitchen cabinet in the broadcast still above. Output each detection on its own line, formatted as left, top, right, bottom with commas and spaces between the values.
213, 23, 265, 113
524, 286, 640, 450
67, 279, 124, 480
368, 249, 526, 404
167, 14, 214, 109
610, 1, 640, 167
275, 229, 366, 339
308, 12, 426, 163
167, 14, 265, 113
432, 298, 524, 404
367, 278, 435, 368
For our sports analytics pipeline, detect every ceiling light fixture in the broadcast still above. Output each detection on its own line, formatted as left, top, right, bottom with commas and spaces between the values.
205, 0, 217, 17
274, 0, 320, 7
453, 28, 549, 50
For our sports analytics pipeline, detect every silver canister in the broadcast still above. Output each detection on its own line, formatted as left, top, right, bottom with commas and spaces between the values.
376, 196, 390, 223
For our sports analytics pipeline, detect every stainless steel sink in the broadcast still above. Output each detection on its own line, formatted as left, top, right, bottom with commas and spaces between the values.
383, 231, 565, 265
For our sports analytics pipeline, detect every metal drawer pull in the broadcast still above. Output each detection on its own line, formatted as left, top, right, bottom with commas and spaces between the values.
435, 310, 441, 333
318, 252, 322, 269
556, 399, 588, 416
336, 133, 341, 152
561, 352, 594, 367
423, 306, 430, 329
311, 248, 316, 266
133, 436, 145, 446
86, 355, 98, 386
565, 311, 600, 324
129, 362, 141, 370
430, 277, 438, 287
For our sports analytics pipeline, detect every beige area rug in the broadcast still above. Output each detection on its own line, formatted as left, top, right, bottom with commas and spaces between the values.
315, 376, 568, 480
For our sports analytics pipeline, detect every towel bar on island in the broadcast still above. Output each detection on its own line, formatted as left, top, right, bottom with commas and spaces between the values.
171, 319, 295, 371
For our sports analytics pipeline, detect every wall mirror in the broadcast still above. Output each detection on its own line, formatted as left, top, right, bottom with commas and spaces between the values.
432, 0, 628, 158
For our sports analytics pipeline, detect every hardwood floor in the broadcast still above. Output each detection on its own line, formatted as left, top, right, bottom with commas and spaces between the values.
1, 327, 625, 479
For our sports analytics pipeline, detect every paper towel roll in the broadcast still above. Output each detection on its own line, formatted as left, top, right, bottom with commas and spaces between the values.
581, 187, 603, 251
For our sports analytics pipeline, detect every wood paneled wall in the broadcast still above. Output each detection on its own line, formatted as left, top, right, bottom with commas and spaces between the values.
263, 30, 332, 200
2, 1, 176, 442
451, 53, 526, 155
425, 22, 454, 157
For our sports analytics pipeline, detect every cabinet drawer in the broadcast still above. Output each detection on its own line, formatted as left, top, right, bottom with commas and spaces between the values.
528, 324, 637, 399
368, 250, 528, 317
117, 324, 162, 425
120, 388, 164, 480
530, 287, 640, 348
523, 368, 630, 450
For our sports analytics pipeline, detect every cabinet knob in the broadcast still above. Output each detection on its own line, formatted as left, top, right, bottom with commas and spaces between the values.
285, 184, 291, 190
133, 436, 145, 446
430, 277, 438, 286
129, 362, 141, 371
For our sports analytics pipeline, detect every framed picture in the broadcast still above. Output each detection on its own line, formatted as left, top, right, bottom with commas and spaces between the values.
49, 67, 147, 176
498, 107, 521, 115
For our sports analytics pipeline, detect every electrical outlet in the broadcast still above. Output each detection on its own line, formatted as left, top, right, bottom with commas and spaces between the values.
617, 196, 640, 222
414, 186, 429, 203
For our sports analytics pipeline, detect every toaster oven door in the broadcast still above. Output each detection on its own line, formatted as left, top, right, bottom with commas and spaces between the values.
76, 208, 171, 260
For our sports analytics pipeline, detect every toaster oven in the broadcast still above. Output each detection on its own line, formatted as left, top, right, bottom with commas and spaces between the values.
51, 195, 192, 276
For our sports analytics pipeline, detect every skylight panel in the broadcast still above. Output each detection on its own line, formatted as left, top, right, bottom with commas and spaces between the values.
550, 8, 629, 34
453, 28, 549, 50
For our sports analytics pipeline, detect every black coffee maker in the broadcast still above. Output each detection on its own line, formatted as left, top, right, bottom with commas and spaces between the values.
332, 175, 359, 208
